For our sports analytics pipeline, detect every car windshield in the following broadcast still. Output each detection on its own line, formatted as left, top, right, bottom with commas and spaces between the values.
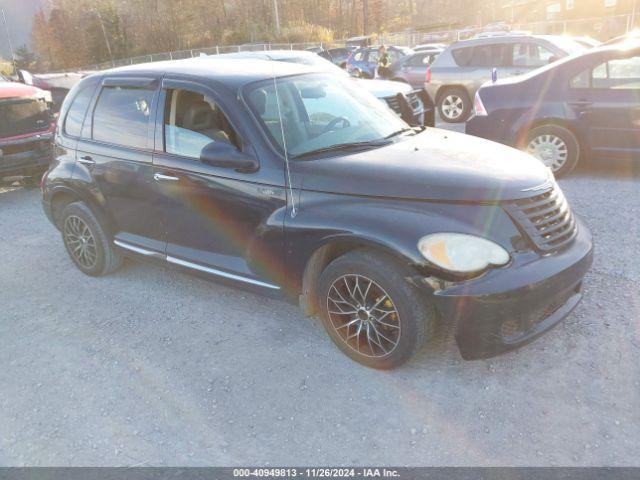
245, 73, 410, 158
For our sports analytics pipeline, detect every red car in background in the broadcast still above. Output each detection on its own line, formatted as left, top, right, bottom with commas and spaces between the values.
0, 75, 55, 184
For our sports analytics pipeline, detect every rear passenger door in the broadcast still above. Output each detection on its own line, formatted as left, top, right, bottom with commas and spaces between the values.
569, 54, 640, 159
466, 42, 510, 89
75, 76, 166, 253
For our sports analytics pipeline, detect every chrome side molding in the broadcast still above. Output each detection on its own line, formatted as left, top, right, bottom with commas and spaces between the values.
166, 256, 281, 290
114, 240, 166, 259
114, 239, 280, 290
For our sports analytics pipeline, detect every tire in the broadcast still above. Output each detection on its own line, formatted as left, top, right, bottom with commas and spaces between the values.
60, 201, 122, 277
316, 249, 435, 369
437, 87, 471, 123
523, 125, 580, 177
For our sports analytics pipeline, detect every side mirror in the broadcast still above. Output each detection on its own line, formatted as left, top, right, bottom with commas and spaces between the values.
200, 141, 258, 172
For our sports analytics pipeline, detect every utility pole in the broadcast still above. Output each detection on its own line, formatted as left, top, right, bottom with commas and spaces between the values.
1, 7, 16, 73
273, 0, 281, 36
363, 0, 368, 35
632, 0, 638, 31
95, 10, 114, 65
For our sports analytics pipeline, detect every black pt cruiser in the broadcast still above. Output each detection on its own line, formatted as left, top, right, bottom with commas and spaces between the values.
42, 58, 593, 369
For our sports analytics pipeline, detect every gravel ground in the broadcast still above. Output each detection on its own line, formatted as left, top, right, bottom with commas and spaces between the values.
0, 136, 639, 466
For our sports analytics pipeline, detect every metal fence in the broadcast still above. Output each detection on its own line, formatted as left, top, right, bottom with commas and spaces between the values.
379, 14, 634, 46
73, 14, 634, 73
81, 41, 324, 72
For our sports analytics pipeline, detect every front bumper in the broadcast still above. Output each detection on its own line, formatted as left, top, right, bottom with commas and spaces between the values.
430, 217, 593, 360
0, 132, 53, 178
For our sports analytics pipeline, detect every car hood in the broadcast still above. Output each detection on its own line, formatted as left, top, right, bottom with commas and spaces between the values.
356, 78, 413, 98
295, 128, 552, 202
0, 81, 45, 100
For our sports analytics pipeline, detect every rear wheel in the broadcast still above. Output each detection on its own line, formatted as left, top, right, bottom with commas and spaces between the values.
317, 250, 434, 369
524, 125, 580, 177
437, 87, 471, 123
60, 201, 122, 277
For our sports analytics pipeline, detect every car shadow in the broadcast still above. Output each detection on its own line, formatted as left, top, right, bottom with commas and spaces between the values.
573, 156, 640, 180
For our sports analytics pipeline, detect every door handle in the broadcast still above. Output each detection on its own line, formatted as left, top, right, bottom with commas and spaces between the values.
77, 155, 95, 165
154, 172, 179, 182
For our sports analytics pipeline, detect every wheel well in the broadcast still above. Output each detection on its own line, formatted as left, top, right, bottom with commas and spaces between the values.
299, 240, 409, 316
50, 191, 82, 229
50, 190, 113, 235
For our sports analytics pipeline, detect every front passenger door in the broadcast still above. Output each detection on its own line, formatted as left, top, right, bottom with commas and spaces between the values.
152, 79, 287, 290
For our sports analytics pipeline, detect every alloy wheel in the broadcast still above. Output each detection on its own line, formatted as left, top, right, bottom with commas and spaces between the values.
326, 274, 401, 358
527, 134, 569, 172
64, 215, 98, 269
441, 94, 464, 120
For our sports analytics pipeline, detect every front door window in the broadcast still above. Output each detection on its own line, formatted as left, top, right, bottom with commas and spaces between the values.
163, 88, 239, 159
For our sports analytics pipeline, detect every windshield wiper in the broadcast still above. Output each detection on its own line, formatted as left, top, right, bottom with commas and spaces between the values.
384, 127, 417, 139
291, 140, 391, 160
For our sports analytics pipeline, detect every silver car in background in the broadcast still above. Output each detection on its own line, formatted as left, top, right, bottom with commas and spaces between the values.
425, 35, 586, 122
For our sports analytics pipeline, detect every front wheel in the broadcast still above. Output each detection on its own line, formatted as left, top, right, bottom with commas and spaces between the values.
317, 250, 434, 369
524, 125, 580, 177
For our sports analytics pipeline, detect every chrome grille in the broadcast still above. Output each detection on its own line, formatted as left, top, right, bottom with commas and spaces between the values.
384, 92, 423, 115
505, 184, 577, 253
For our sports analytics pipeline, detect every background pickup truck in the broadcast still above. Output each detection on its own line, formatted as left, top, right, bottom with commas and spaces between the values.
0, 79, 55, 184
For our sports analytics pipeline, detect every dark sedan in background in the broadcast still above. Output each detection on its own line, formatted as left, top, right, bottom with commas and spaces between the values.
318, 47, 356, 68
346, 46, 413, 78
466, 42, 640, 176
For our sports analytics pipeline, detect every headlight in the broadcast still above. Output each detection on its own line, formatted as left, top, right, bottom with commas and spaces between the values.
40, 90, 53, 104
418, 233, 510, 275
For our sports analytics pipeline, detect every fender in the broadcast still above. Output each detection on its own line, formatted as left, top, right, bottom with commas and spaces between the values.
285, 190, 523, 294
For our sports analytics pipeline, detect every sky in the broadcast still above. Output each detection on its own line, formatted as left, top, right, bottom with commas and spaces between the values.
0, 0, 44, 59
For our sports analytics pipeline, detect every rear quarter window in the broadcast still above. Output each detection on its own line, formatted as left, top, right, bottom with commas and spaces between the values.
63, 85, 96, 137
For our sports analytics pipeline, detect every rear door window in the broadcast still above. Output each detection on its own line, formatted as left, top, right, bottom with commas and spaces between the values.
468, 43, 510, 67
593, 56, 640, 89
571, 56, 640, 90
512, 42, 555, 67
92, 86, 154, 149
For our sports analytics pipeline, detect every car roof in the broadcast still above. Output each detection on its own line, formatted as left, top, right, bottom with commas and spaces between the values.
451, 34, 565, 47
103, 56, 318, 89
216, 50, 318, 61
